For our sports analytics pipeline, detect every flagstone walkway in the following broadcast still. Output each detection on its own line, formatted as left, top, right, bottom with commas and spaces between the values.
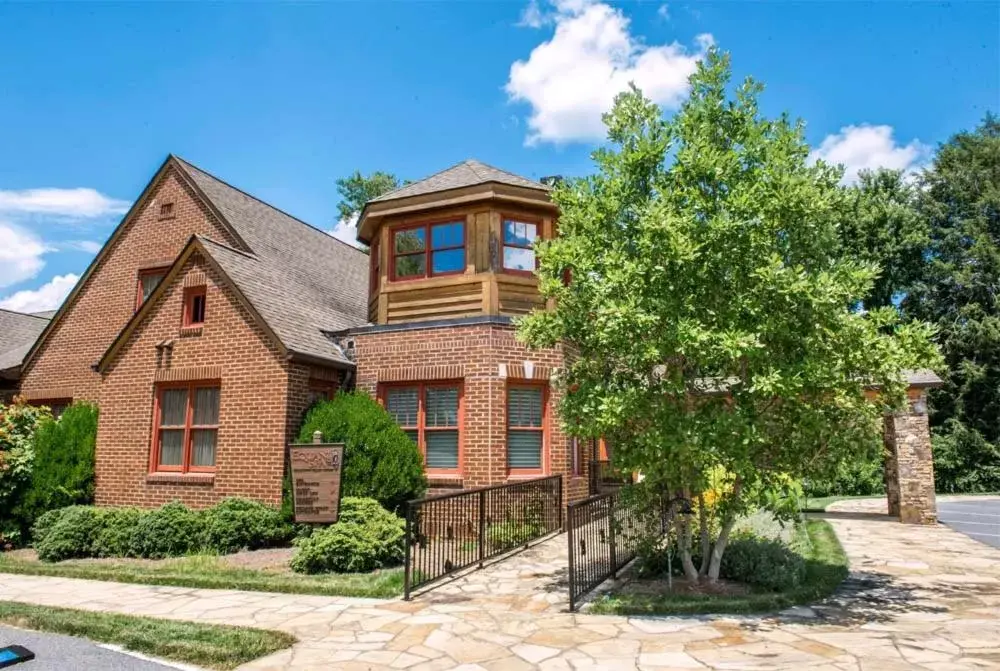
2, 501, 1000, 670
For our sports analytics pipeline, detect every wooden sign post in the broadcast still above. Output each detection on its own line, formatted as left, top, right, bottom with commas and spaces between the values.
288, 432, 345, 523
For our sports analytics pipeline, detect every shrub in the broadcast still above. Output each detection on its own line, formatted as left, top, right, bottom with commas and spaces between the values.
93, 507, 144, 557
0, 399, 50, 542
21, 403, 98, 527
290, 497, 404, 574
719, 533, 807, 591
129, 502, 204, 559
296, 393, 426, 514
486, 521, 540, 552
201, 498, 292, 554
30, 507, 71, 548
34, 506, 103, 562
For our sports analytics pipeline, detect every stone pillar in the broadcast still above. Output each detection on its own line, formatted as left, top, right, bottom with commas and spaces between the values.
883, 390, 937, 524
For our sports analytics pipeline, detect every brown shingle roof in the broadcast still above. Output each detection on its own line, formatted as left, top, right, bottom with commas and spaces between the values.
0, 309, 50, 373
370, 159, 549, 203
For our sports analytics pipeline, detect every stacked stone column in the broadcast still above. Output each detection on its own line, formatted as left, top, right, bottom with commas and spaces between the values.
883, 390, 937, 524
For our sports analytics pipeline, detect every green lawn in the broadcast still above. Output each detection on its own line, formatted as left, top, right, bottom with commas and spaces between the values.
801, 494, 879, 513
0, 553, 403, 599
0, 601, 295, 670
589, 519, 849, 616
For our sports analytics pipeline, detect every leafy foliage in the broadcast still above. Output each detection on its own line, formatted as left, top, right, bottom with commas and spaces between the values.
21, 402, 98, 527
0, 398, 50, 543
34, 505, 104, 562
335, 170, 401, 224
718, 533, 807, 591
517, 50, 938, 580
129, 502, 205, 559
200, 498, 293, 554
290, 497, 405, 574
297, 392, 426, 513
93, 507, 145, 557
906, 116, 1000, 493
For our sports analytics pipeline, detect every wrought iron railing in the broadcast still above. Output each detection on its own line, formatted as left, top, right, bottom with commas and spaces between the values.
566, 486, 653, 611
403, 474, 563, 599
588, 459, 632, 495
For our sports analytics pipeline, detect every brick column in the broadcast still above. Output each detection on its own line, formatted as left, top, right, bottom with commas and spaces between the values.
883, 390, 937, 524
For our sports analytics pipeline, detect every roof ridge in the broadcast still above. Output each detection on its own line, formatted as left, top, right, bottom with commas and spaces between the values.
0, 307, 51, 321
373, 159, 471, 201
194, 234, 259, 260
464, 159, 486, 180
172, 156, 366, 255
474, 159, 548, 188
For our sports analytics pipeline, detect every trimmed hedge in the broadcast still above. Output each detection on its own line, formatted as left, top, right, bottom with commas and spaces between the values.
719, 533, 807, 591
291, 497, 404, 574
296, 393, 426, 514
31, 498, 290, 562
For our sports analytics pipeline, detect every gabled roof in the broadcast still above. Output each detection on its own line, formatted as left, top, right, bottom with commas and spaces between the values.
98, 234, 358, 372
26, 154, 368, 374
0, 309, 50, 375
370, 159, 550, 203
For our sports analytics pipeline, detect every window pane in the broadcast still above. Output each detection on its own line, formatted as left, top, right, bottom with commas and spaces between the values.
431, 222, 463, 249
191, 429, 216, 467
141, 273, 164, 302
503, 247, 536, 271
394, 228, 426, 253
404, 429, 419, 445
508, 387, 543, 428
386, 388, 419, 427
191, 294, 206, 323
503, 220, 537, 246
431, 248, 464, 274
426, 430, 459, 469
508, 430, 542, 469
395, 254, 426, 278
193, 387, 220, 425
160, 389, 188, 426
425, 387, 458, 427
159, 429, 184, 466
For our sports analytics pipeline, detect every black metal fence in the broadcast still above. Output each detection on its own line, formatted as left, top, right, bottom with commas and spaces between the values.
566, 486, 655, 611
403, 475, 563, 599
588, 460, 633, 496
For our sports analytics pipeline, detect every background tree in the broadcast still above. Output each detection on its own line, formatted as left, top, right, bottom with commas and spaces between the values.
907, 116, 1000, 492
335, 171, 401, 223
518, 50, 938, 582
839, 168, 928, 310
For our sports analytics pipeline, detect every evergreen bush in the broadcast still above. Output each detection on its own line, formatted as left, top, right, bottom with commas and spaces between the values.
200, 498, 292, 554
290, 497, 404, 574
296, 392, 426, 513
128, 502, 204, 559
34, 506, 103, 562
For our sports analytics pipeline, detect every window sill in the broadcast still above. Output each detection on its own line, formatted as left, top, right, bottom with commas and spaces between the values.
146, 472, 215, 485
179, 326, 203, 337
427, 476, 463, 488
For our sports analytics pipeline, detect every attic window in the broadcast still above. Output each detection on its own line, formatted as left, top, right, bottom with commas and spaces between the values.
183, 286, 207, 328
159, 202, 175, 219
136, 267, 169, 310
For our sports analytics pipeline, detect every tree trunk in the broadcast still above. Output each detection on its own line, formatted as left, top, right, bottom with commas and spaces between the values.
706, 514, 736, 582
675, 513, 700, 582
697, 492, 710, 577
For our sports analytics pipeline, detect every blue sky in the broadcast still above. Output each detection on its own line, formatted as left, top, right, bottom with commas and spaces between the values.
0, 1, 997, 312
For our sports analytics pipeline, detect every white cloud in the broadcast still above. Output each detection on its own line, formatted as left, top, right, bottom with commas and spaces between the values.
0, 187, 130, 218
506, 0, 713, 145
0, 222, 48, 289
518, 0, 547, 27
657, 4, 670, 20
809, 124, 930, 185
64, 240, 103, 254
327, 214, 365, 249
0, 273, 79, 313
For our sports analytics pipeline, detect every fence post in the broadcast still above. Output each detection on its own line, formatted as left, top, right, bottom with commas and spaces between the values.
567, 503, 577, 612
608, 494, 617, 580
403, 502, 413, 600
477, 488, 486, 568
557, 474, 564, 530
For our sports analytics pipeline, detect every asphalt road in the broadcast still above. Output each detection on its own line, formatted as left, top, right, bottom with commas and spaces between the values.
0, 625, 177, 670
938, 498, 1000, 549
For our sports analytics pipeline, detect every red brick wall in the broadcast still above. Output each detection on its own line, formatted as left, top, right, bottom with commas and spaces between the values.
352, 322, 590, 503
96, 252, 290, 508
21, 166, 240, 405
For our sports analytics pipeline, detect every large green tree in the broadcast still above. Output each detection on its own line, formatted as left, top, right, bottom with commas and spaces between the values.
335, 170, 401, 223
518, 50, 938, 581
908, 116, 1000, 492
840, 168, 928, 310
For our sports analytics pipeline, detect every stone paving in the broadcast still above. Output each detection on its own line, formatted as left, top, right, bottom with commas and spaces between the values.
2, 501, 1000, 670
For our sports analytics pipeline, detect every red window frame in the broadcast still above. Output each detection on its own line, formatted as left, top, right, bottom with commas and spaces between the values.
149, 382, 220, 474
389, 219, 466, 282
501, 215, 541, 276
379, 381, 463, 476
183, 286, 207, 327
506, 382, 548, 476
136, 266, 169, 311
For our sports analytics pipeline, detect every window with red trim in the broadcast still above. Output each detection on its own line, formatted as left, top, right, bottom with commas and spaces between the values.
502, 218, 539, 274
183, 286, 207, 327
152, 383, 219, 472
136, 267, 169, 310
30, 398, 72, 419
391, 220, 465, 280
382, 382, 461, 474
507, 384, 546, 473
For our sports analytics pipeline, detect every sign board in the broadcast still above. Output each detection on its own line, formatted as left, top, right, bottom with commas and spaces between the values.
288, 441, 345, 523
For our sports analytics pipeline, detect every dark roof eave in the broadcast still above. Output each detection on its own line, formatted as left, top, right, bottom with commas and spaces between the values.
286, 349, 355, 370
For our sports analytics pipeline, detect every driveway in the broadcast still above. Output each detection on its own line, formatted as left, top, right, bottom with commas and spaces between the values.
938, 497, 1000, 548
0, 625, 176, 670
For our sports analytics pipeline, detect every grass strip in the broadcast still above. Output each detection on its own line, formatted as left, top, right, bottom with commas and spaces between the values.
0, 600, 295, 670
0, 553, 403, 599
589, 518, 849, 616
